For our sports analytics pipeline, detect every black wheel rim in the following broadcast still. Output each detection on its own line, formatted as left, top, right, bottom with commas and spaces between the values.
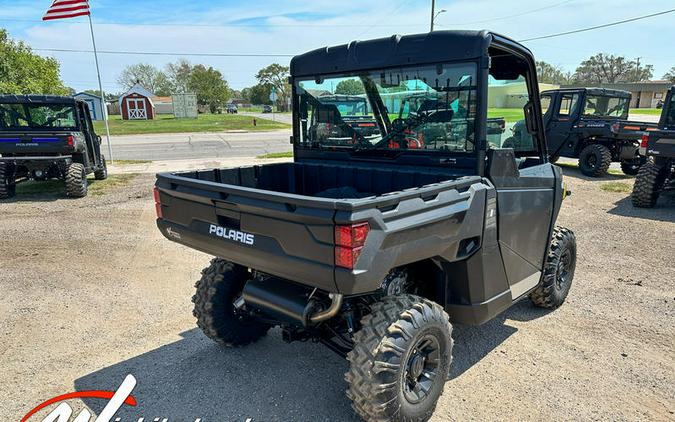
586, 154, 597, 168
556, 249, 573, 290
402, 334, 441, 404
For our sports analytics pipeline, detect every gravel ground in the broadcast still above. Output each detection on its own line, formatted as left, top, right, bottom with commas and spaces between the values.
0, 165, 673, 421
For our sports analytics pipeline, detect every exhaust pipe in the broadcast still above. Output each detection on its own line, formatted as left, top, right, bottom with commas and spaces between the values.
242, 276, 343, 326
309, 293, 343, 324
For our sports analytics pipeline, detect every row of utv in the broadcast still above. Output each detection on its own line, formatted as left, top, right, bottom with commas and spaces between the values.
0, 88, 673, 205
1, 31, 674, 422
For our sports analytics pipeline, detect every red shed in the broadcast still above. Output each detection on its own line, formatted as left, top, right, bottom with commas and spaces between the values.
119, 83, 155, 120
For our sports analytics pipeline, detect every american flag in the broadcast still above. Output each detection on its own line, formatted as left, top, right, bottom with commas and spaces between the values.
43, 0, 90, 21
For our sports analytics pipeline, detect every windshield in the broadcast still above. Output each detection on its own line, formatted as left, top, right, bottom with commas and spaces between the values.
0, 103, 78, 131
296, 62, 477, 153
583, 95, 629, 119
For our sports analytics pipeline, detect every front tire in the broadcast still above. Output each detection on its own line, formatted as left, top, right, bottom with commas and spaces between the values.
192, 258, 270, 347
530, 227, 577, 309
578, 144, 611, 177
94, 156, 108, 180
631, 161, 667, 208
346, 294, 453, 422
0, 162, 16, 199
65, 163, 88, 197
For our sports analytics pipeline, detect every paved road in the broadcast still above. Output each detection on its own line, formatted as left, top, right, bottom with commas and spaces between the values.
241, 111, 293, 125
104, 129, 292, 161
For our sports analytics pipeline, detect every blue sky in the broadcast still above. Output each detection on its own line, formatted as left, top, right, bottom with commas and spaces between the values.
0, 0, 673, 93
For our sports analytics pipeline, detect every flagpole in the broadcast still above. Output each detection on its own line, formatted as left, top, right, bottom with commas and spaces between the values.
87, 13, 113, 163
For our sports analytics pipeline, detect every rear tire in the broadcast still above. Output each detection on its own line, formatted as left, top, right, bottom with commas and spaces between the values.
0, 163, 16, 199
65, 163, 88, 198
94, 156, 108, 180
192, 258, 270, 347
346, 294, 453, 422
631, 161, 667, 208
530, 227, 577, 309
620, 159, 642, 176
578, 144, 611, 177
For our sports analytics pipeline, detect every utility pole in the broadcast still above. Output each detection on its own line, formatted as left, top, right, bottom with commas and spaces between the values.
635, 57, 642, 82
430, 0, 435, 32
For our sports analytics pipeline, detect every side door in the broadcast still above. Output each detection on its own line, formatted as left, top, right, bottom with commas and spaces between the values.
545, 91, 581, 158
486, 59, 561, 301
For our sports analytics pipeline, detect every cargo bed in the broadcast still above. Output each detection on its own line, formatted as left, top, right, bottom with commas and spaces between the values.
155, 161, 487, 294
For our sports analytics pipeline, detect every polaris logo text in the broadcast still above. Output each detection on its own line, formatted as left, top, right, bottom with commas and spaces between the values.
209, 224, 255, 246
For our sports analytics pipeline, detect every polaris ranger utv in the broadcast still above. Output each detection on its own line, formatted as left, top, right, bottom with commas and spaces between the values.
632, 86, 675, 207
154, 31, 577, 422
0, 95, 108, 199
536, 88, 657, 177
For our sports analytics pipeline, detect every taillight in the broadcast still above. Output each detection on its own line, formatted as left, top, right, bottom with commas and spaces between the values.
640, 134, 649, 148
335, 222, 370, 269
66, 135, 74, 147
153, 186, 163, 218
610, 122, 620, 134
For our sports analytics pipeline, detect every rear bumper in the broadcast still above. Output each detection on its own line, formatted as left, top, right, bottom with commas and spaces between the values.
0, 155, 73, 171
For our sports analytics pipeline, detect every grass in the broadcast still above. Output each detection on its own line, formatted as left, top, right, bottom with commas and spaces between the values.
256, 151, 293, 159
93, 113, 289, 136
488, 108, 527, 123
555, 161, 632, 179
600, 181, 632, 193
16, 174, 138, 196
630, 108, 663, 116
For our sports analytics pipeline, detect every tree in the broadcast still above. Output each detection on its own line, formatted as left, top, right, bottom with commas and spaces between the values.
573, 53, 653, 84
256, 63, 290, 111
335, 79, 365, 95
165, 59, 193, 93
248, 84, 273, 105
664, 67, 675, 83
0, 29, 69, 95
117, 63, 172, 95
188, 65, 230, 113
536, 61, 572, 85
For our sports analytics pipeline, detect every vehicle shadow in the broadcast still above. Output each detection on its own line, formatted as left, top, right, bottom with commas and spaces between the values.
449, 300, 548, 379
75, 302, 549, 420
555, 162, 633, 181
606, 194, 675, 223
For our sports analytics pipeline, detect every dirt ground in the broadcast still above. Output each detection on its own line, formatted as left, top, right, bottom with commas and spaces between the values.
0, 165, 673, 421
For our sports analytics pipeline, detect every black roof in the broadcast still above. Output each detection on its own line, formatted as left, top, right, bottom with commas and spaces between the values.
0, 95, 80, 105
541, 88, 631, 98
290, 30, 531, 77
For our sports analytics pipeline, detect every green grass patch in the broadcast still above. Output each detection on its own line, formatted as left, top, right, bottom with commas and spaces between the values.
15, 174, 138, 196
488, 108, 526, 123
110, 159, 152, 165
630, 108, 663, 116
93, 113, 289, 136
88, 174, 138, 196
600, 182, 632, 193
256, 151, 294, 159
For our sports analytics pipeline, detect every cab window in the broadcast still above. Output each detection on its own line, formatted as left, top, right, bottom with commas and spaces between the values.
558, 94, 579, 116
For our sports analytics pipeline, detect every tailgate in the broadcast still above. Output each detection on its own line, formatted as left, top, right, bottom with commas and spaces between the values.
155, 171, 340, 292
615, 121, 659, 138
0, 132, 73, 154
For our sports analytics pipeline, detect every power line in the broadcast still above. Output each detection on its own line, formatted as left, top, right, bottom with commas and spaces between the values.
0, 17, 426, 28
31, 7, 675, 59
518, 8, 675, 42
34, 48, 295, 57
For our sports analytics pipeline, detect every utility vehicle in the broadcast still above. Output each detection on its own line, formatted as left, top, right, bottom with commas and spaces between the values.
154, 31, 577, 422
538, 88, 657, 176
632, 86, 675, 207
312, 94, 381, 139
0, 95, 107, 199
